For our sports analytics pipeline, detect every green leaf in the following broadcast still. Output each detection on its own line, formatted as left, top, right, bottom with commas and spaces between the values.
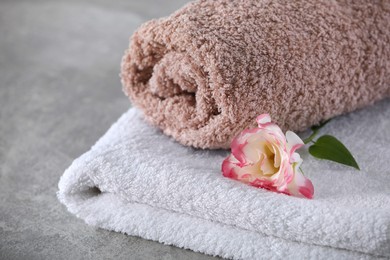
303, 119, 331, 144
308, 135, 360, 170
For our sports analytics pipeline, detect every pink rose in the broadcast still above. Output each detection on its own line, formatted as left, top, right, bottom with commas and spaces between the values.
222, 114, 314, 199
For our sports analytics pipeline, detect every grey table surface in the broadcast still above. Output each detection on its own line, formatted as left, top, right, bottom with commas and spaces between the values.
0, 0, 219, 259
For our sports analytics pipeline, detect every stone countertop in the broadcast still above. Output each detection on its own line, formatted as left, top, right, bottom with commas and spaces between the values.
0, 0, 218, 259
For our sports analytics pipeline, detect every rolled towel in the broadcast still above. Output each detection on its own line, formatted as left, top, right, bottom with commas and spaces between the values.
121, 0, 390, 149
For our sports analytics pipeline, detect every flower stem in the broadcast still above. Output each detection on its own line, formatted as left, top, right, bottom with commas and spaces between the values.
303, 129, 319, 144
303, 119, 331, 144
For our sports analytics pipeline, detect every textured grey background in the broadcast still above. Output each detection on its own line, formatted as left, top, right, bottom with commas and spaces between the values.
0, 0, 219, 259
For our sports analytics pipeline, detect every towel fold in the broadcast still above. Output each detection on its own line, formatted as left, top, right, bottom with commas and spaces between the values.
121, 0, 390, 149
58, 100, 390, 259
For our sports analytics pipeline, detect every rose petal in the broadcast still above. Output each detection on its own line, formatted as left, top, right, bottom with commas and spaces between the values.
222, 154, 239, 179
256, 114, 271, 125
231, 128, 263, 165
236, 131, 283, 169
286, 169, 314, 199
286, 130, 304, 156
269, 142, 282, 168
290, 152, 302, 165
250, 178, 277, 191
257, 115, 286, 145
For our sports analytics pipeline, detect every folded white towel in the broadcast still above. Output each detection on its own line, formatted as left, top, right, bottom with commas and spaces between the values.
58, 100, 390, 259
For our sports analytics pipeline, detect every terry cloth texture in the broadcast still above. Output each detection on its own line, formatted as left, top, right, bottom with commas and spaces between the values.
58, 100, 390, 259
121, 0, 390, 149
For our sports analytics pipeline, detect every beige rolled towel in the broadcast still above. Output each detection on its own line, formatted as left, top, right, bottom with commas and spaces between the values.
121, 0, 390, 149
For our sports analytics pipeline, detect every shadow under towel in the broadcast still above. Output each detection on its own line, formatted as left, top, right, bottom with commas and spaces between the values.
121, 0, 390, 149
58, 100, 390, 259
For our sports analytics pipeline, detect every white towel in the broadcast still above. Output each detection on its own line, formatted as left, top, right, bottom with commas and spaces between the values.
58, 100, 390, 259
